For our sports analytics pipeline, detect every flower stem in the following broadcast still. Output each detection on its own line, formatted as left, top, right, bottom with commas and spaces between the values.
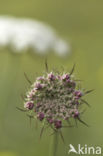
49, 132, 59, 156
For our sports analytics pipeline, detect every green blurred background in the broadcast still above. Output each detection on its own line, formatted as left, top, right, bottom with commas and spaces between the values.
0, 0, 103, 156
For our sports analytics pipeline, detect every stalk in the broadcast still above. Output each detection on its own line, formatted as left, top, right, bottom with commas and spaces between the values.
49, 132, 59, 156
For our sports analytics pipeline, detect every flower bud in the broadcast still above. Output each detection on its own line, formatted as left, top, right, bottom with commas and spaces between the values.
37, 112, 44, 121
48, 72, 56, 80
74, 110, 79, 118
62, 74, 70, 80
24, 101, 34, 110
35, 82, 44, 90
74, 91, 82, 98
54, 120, 62, 129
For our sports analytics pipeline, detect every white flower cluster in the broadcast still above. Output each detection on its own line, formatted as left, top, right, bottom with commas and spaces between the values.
0, 15, 71, 56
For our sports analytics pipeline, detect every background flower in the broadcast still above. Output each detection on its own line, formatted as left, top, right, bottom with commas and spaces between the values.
0, 15, 70, 56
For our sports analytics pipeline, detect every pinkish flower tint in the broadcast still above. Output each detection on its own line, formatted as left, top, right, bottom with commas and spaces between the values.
66, 79, 71, 83
54, 120, 62, 129
24, 101, 34, 110
62, 74, 70, 80
48, 72, 56, 80
74, 90, 82, 98
74, 110, 79, 118
47, 118, 54, 124
37, 112, 44, 121
37, 76, 45, 81
24, 70, 89, 130
35, 82, 43, 90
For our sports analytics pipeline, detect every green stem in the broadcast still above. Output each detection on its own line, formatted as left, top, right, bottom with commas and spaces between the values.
49, 132, 59, 156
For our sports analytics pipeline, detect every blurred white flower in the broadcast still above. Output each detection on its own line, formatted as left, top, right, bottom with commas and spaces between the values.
0, 15, 71, 56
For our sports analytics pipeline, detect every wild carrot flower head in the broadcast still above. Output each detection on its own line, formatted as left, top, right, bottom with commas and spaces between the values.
22, 65, 93, 135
